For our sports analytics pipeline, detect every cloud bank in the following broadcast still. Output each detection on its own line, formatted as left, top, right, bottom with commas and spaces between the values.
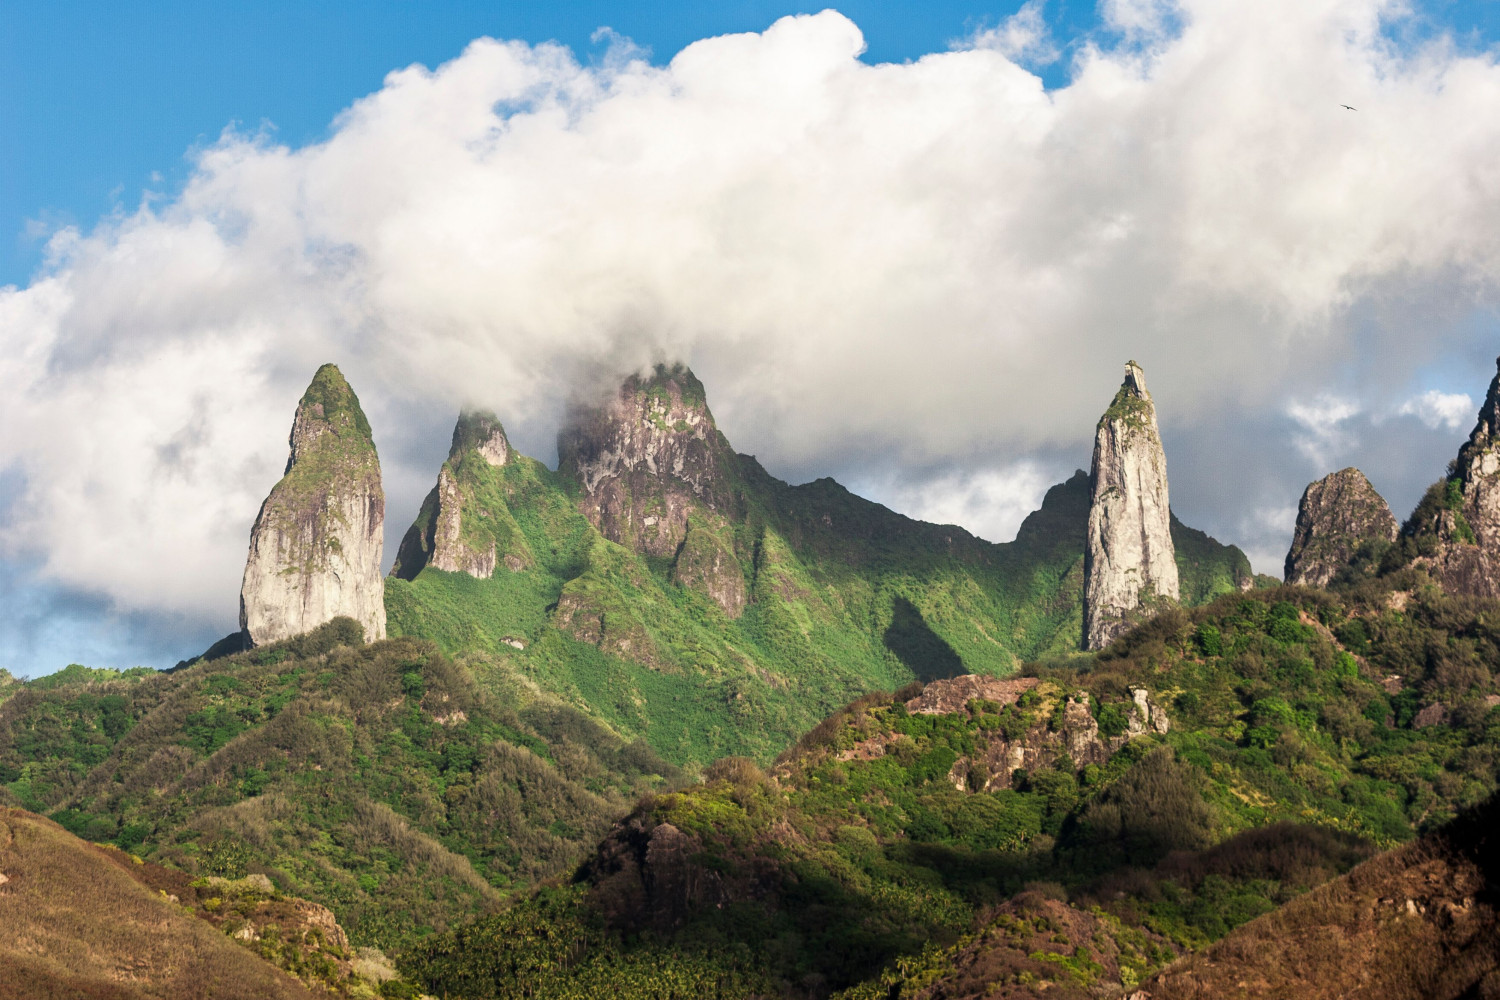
3, 1, 1500, 666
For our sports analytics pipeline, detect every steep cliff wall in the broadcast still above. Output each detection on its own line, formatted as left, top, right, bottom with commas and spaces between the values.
1084, 361, 1180, 650
240, 364, 385, 645
1284, 468, 1397, 587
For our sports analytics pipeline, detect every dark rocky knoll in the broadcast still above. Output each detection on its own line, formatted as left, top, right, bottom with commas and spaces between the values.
1284, 467, 1397, 587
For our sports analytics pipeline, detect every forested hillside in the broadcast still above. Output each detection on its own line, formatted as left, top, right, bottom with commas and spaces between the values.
402, 578, 1500, 998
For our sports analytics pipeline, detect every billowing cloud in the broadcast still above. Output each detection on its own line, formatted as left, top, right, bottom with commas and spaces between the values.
3, 2, 1500, 666
1398, 389, 1475, 430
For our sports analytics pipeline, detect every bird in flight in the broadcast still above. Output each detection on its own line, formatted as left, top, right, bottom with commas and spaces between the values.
1341, 104, 1358, 110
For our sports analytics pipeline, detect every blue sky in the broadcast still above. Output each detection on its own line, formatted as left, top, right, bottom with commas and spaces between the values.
12, 0, 1496, 289
2, 0, 1103, 288
3, 1, 1500, 678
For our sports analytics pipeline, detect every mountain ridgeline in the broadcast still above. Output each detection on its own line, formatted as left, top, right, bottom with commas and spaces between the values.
378, 362, 1252, 764
10, 358, 1500, 999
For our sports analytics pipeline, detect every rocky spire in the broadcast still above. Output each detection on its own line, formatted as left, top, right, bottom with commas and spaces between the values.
1417, 357, 1500, 596
557, 364, 747, 615
1083, 361, 1179, 650
240, 364, 386, 646
390, 410, 532, 581
1284, 468, 1397, 588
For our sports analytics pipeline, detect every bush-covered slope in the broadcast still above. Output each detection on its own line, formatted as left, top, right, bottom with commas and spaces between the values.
402, 581, 1500, 998
0, 620, 680, 952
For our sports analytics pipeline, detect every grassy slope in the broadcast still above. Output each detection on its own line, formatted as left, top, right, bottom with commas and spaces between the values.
388, 457, 1252, 769
402, 580, 1500, 998
0, 807, 319, 1000
0, 621, 681, 953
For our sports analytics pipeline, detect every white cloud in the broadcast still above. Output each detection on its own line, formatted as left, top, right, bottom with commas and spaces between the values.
963, 1, 1060, 67
1398, 389, 1474, 430
2, 4, 1500, 642
865, 462, 1063, 544
1287, 396, 1362, 464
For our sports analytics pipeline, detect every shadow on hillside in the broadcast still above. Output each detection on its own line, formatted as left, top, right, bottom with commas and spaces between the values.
884, 597, 964, 682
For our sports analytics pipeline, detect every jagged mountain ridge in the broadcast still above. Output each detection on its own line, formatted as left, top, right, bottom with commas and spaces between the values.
386, 363, 1254, 765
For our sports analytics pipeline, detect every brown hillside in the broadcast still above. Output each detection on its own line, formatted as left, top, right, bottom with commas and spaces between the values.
1134, 796, 1500, 1000
0, 807, 318, 1000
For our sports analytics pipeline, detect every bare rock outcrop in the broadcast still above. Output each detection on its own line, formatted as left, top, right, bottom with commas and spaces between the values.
1413, 357, 1500, 597
1284, 468, 1398, 587
1084, 361, 1180, 650
240, 364, 385, 646
899, 675, 1169, 790
558, 364, 747, 616
390, 410, 532, 580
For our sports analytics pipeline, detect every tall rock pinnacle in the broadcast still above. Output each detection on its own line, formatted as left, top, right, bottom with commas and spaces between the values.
557, 363, 747, 615
1083, 361, 1180, 650
1416, 357, 1500, 596
240, 364, 386, 645
390, 410, 533, 580
1284, 468, 1397, 588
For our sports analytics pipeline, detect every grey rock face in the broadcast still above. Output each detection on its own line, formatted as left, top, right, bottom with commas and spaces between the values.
1083, 361, 1180, 650
390, 410, 530, 581
1284, 468, 1398, 588
558, 364, 737, 555
558, 364, 747, 616
1422, 357, 1500, 596
240, 364, 386, 646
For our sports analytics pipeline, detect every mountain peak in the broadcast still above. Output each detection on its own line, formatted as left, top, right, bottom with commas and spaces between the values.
557, 363, 739, 559
1084, 360, 1179, 649
240, 364, 386, 646
390, 409, 531, 581
448, 409, 510, 467
1284, 467, 1397, 587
